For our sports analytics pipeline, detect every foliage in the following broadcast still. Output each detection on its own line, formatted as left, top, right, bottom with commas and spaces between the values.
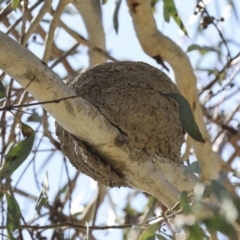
0, 0, 240, 239
0, 122, 35, 181
164, 93, 205, 143
5, 192, 21, 240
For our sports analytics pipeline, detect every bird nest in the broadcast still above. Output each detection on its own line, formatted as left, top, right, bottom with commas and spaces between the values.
56, 61, 184, 188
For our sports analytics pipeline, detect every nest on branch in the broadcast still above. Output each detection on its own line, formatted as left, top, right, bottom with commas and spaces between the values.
56, 61, 184, 188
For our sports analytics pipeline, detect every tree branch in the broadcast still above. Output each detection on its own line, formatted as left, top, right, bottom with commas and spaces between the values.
126, 0, 224, 181
0, 31, 217, 213
72, 0, 106, 66
43, 0, 71, 62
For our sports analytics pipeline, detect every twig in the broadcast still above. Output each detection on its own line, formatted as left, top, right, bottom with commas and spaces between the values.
23, 0, 52, 46
0, 3, 12, 21
0, 222, 134, 231
50, 43, 80, 69
42, 0, 71, 62
11, 77, 35, 105
200, 0, 231, 59
6, 0, 44, 35
58, 20, 117, 62
19, 0, 28, 44
0, 88, 152, 111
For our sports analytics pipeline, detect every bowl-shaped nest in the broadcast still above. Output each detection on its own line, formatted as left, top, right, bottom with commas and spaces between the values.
56, 61, 184, 187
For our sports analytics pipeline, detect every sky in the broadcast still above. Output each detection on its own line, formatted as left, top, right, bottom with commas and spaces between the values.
1, 0, 240, 239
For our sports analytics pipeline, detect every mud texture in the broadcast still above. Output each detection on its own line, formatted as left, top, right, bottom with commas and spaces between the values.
56, 61, 184, 187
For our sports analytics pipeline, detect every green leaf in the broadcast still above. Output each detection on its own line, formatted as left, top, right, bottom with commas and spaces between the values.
11, 0, 20, 10
163, 3, 170, 22
211, 180, 231, 202
124, 204, 138, 216
180, 191, 192, 214
0, 81, 6, 99
232, 197, 240, 225
155, 233, 168, 240
150, 0, 159, 12
35, 196, 48, 213
113, 0, 122, 34
184, 161, 201, 174
58, 182, 70, 195
139, 222, 161, 240
145, 236, 155, 240
6, 192, 21, 239
0, 191, 4, 199
35, 172, 49, 213
147, 196, 156, 208
102, 0, 108, 4
164, 93, 205, 143
201, 185, 212, 199
187, 44, 218, 55
211, 181, 238, 223
27, 111, 41, 122
185, 224, 205, 240
0, 122, 35, 181
203, 217, 238, 240
163, 0, 188, 36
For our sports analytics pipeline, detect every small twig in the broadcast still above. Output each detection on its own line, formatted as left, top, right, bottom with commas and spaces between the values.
0, 95, 77, 111
42, 0, 71, 62
0, 222, 134, 231
6, 0, 44, 35
0, 88, 153, 111
199, 52, 240, 94
58, 19, 118, 62
22, 0, 51, 46
62, 157, 74, 223
50, 43, 80, 69
19, 0, 28, 44
11, 77, 35, 105
200, 0, 231, 59
42, 110, 61, 149
0, 3, 13, 21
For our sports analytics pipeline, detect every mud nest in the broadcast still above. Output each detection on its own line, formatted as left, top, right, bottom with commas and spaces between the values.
56, 61, 184, 188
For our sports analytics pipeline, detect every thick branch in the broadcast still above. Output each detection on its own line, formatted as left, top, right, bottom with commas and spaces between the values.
0, 31, 216, 212
0, 31, 119, 151
72, 0, 106, 66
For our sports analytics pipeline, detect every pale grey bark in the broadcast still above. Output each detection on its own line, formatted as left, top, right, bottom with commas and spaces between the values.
0, 30, 217, 215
